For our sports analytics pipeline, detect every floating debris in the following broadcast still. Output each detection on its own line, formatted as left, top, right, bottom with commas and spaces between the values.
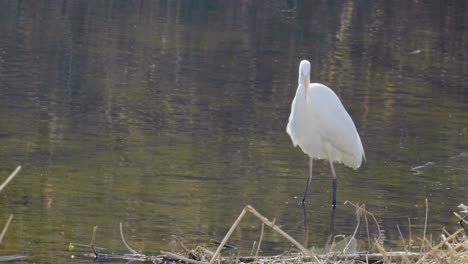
409, 49, 421, 54
458, 204, 468, 214
0, 255, 27, 262
450, 152, 468, 159
411, 161, 436, 175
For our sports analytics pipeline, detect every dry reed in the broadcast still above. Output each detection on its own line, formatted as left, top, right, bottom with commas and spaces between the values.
71, 201, 467, 264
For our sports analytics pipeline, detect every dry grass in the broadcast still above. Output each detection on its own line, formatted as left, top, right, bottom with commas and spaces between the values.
72, 200, 467, 264
161, 203, 466, 264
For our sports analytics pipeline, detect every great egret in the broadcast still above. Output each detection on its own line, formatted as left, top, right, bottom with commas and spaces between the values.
286, 60, 365, 207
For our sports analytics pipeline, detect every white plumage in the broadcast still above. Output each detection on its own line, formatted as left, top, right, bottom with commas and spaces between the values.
286, 60, 365, 206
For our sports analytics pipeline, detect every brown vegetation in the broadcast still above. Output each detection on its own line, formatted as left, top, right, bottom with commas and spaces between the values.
72, 200, 467, 264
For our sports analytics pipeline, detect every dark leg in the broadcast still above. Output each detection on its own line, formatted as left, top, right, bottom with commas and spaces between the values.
302, 203, 309, 247
329, 159, 337, 207
332, 178, 337, 207
301, 158, 313, 205
325, 206, 337, 249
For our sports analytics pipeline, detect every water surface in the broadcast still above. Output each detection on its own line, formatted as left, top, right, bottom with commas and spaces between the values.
0, 1, 467, 262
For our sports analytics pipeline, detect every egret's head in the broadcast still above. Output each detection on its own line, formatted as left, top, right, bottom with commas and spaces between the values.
298, 60, 311, 98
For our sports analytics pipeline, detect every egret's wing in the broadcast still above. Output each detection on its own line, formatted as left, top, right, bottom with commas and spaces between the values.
312, 86, 364, 168
286, 86, 302, 147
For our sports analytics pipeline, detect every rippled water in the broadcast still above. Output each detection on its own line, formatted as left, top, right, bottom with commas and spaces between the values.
0, 1, 467, 262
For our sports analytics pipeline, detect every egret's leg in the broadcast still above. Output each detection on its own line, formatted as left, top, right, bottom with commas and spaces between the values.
302, 203, 309, 247
329, 159, 337, 207
301, 158, 313, 205
325, 206, 337, 249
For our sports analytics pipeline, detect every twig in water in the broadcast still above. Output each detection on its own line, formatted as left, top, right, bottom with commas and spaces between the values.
209, 239, 237, 251
344, 201, 383, 249
408, 217, 413, 249
209, 207, 248, 264
421, 198, 429, 252
0, 214, 13, 244
68, 242, 106, 251
0, 166, 21, 194
330, 234, 345, 253
90, 226, 98, 256
250, 241, 257, 256
396, 224, 411, 263
396, 224, 407, 251
331, 251, 424, 262
253, 223, 264, 264
344, 201, 382, 235
119, 222, 142, 256
209, 205, 314, 264
423, 198, 429, 239
363, 204, 371, 251
161, 250, 208, 264
175, 236, 191, 253
247, 206, 312, 257
344, 204, 361, 254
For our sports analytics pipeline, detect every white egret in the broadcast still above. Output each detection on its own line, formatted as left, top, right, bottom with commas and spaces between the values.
286, 60, 365, 207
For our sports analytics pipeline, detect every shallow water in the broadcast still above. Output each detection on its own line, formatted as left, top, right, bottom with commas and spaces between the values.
0, 1, 467, 262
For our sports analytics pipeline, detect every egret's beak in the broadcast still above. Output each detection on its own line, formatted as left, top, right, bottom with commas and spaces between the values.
303, 78, 307, 98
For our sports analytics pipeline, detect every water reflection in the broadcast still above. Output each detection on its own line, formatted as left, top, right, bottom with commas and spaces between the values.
0, 0, 467, 262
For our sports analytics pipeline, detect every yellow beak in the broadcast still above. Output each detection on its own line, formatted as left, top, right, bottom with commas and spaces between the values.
303, 78, 307, 98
